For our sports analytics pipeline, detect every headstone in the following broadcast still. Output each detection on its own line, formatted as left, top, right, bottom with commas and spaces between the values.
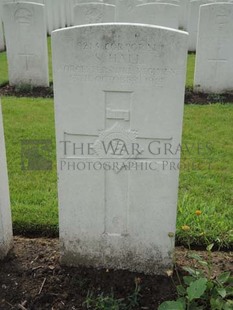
115, 0, 136, 22
52, 24, 188, 274
70, 0, 104, 26
65, 0, 72, 26
3, 2, 49, 86
187, 0, 211, 51
0, 101, 13, 260
45, 0, 54, 34
138, 0, 182, 29
194, 3, 233, 93
76, 0, 103, 2
46, 0, 61, 34
0, 14, 4, 51
73, 3, 115, 25
59, 0, 66, 28
130, 3, 179, 29
179, 0, 189, 30
104, 0, 116, 4
53, 0, 61, 30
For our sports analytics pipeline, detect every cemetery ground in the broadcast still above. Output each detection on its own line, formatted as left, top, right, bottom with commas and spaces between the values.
0, 45, 233, 308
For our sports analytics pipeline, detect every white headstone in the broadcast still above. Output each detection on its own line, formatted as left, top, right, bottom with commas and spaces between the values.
73, 3, 115, 25
194, 3, 233, 93
187, 0, 211, 51
76, 0, 103, 2
45, 0, 53, 34
65, 0, 71, 26
104, 0, 116, 4
3, 2, 49, 86
0, 18, 4, 52
60, 0, 66, 28
69, 0, 104, 26
137, 0, 183, 28
53, 0, 61, 30
0, 0, 6, 51
46, 0, 61, 34
52, 24, 188, 274
115, 0, 136, 22
179, 0, 189, 30
130, 3, 179, 29
0, 102, 13, 260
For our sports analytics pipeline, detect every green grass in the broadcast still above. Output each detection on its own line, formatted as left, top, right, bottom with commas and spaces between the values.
186, 53, 195, 88
2, 97, 58, 235
0, 51, 8, 86
177, 104, 233, 248
1, 97, 233, 248
0, 37, 195, 88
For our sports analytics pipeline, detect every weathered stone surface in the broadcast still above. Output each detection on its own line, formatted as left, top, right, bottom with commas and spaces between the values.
0, 101, 13, 260
130, 3, 179, 29
187, 0, 211, 51
194, 3, 233, 93
52, 24, 188, 274
73, 2, 115, 25
3, 2, 49, 86
115, 0, 136, 22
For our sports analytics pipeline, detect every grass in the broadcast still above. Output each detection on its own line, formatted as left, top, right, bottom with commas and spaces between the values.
0, 51, 8, 86
177, 104, 233, 248
2, 97, 58, 235
186, 53, 195, 88
1, 97, 233, 248
0, 37, 196, 88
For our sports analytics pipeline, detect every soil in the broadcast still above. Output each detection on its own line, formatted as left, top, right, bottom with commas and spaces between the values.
1, 84, 233, 105
0, 237, 232, 310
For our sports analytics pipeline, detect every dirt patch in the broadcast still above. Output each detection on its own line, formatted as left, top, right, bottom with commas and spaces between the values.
185, 88, 233, 105
0, 237, 232, 310
0, 84, 53, 98
1, 84, 233, 104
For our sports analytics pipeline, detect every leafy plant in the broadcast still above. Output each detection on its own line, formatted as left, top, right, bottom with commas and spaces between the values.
159, 245, 233, 310
83, 277, 141, 310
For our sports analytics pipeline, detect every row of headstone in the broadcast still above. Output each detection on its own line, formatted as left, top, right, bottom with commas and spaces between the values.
72, 2, 180, 29
0, 100, 13, 260
1, 0, 182, 87
194, 2, 233, 93
2, 0, 230, 51
0, 0, 193, 38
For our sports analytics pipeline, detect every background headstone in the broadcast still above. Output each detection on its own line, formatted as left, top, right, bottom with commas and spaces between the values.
3, 2, 49, 87
187, 0, 211, 51
0, 101, 13, 260
73, 3, 115, 25
52, 24, 188, 274
194, 3, 233, 93
0, 11, 4, 51
130, 3, 179, 29
179, 0, 189, 30
115, 0, 136, 22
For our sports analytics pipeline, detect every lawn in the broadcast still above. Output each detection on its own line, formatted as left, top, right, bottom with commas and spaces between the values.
0, 37, 196, 88
1, 97, 233, 248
